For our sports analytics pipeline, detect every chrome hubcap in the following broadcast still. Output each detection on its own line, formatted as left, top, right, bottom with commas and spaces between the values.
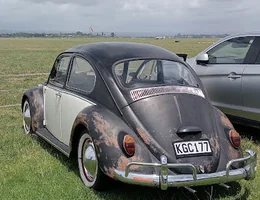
82, 139, 98, 182
23, 101, 31, 134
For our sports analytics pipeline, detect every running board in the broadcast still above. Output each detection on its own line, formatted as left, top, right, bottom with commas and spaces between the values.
36, 128, 70, 157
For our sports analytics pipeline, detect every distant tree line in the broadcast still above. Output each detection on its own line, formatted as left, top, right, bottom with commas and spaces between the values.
173, 33, 229, 38
0, 31, 228, 39
0, 31, 116, 38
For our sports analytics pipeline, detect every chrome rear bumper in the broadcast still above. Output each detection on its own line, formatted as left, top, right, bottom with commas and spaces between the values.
114, 150, 257, 190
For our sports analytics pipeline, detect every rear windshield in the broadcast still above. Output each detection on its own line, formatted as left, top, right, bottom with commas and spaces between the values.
114, 59, 198, 88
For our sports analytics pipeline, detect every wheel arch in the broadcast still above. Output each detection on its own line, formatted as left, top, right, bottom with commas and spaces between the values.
21, 86, 44, 132
213, 106, 244, 170
21, 95, 29, 111
69, 106, 154, 179
69, 123, 89, 158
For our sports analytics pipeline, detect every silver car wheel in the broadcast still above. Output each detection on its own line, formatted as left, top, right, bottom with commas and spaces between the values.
78, 133, 98, 187
22, 100, 31, 134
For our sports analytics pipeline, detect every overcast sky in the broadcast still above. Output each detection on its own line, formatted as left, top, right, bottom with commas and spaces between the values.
0, 0, 259, 35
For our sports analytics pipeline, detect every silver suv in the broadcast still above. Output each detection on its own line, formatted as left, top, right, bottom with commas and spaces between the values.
187, 33, 260, 127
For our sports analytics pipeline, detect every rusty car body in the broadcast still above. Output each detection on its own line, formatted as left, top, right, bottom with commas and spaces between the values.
21, 42, 256, 191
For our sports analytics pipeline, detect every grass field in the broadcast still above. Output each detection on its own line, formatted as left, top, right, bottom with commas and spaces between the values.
0, 37, 259, 200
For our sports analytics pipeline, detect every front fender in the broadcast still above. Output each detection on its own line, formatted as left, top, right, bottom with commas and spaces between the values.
70, 106, 156, 179
22, 85, 44, 132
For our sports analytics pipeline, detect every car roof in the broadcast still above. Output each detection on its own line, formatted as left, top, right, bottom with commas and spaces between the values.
228, 32, 260, 37
196, 32, 260, 54
218, 32, 260, 42
64, 42, 182, 67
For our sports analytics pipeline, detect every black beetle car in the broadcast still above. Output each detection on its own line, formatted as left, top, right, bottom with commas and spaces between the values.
21, 42, 256, 191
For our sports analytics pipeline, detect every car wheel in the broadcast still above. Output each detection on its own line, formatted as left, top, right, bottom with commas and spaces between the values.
22, 100, 32, 134
77, 132, 107, 190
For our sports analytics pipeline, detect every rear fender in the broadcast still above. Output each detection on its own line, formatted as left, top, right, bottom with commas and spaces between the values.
22, 85, 44, 132
214, 107, 243, 170
70, 106, 155, 179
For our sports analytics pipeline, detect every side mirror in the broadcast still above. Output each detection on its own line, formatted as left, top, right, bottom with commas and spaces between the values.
196, 53, 209, 65
176, 54, 187, 61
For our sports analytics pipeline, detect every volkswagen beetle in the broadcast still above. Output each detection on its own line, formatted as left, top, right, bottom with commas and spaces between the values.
21, 42, 256, 191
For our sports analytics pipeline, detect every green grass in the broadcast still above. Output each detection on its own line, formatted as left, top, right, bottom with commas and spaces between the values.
0, 38, 259, 200
0, 37, 215, 74
0, 75, 48, 106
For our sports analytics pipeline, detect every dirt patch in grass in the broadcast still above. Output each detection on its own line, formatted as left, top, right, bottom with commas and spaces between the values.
0, 73, 48, 77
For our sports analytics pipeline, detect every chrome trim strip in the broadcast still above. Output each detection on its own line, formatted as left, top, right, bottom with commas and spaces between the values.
114, 149, 257, 190
130, 86, 205, 101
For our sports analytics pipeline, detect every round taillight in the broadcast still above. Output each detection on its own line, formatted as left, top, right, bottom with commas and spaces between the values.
123, 135, 135, 156
229, 130, 241, 148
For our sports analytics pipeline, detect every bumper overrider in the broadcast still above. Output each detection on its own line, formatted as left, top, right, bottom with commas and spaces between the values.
114, 150, 257, 190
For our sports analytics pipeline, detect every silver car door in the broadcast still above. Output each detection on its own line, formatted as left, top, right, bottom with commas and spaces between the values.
193, 36, 255, 117
44, 55, 71, 141
241, 37, 260, 121
194, 64, 245, 116
241, 64, 260, 121
60, 56, 96, 145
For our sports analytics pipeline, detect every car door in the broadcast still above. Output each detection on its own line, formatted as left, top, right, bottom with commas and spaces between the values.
44, 54, 71, 141
193, 36, 255, 117
241, 37, 260, 121
60, 56, 96, 145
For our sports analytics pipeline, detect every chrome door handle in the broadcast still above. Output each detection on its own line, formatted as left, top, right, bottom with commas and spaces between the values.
228, 72, 241, 80
55, 92, 62, 97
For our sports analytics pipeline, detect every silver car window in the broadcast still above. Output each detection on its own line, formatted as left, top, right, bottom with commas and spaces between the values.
207, 36, 255, 64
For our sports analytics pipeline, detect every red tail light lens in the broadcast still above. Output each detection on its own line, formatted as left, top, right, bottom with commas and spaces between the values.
123, 135, 135, 156
229, 130, 241, 148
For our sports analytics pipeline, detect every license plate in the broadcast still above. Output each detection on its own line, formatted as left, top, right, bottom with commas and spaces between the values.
173, 140, 212, 158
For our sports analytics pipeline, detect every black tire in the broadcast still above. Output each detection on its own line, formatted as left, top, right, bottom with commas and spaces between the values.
77, 132, 108, 190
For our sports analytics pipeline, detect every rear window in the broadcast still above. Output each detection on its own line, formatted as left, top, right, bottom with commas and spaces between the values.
114, 59, 198, 88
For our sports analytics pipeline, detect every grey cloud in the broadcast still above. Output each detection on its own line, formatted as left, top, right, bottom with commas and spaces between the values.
0, 0, 259, 34
23, 0, 101, 6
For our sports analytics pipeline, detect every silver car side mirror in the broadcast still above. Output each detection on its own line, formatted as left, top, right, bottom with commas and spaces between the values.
196, 53, 209, 65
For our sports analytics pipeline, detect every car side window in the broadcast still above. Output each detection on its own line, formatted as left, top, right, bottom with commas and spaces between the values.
207, 36, 255, 64
49, 56, 71, 86
67, 57, 96, 93
256, 55, 260, 64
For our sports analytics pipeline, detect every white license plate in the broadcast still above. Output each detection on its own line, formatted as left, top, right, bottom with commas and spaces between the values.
173, 140, 212, 158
